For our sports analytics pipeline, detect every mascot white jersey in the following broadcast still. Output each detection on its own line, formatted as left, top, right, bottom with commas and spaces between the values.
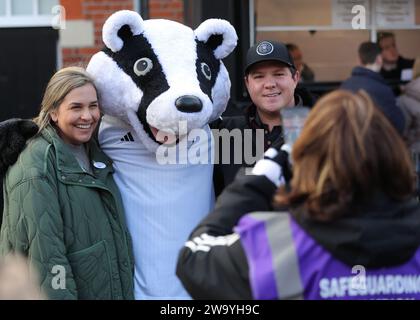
86, 11, 237, 299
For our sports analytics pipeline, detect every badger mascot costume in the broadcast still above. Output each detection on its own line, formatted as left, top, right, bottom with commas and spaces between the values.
84, 11, 237, 299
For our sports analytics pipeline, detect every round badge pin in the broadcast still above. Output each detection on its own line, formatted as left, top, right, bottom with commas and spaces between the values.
256, 41, 274, 56
93, 161, 106, 169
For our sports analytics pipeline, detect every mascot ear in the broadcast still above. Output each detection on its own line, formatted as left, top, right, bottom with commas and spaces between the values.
102, 10, 144, 53
194, 19, 238, 59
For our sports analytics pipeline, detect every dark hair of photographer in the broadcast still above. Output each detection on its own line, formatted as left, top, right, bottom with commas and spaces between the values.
275, 89, 414, 221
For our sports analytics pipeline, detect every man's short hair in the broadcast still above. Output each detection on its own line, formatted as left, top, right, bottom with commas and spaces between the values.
286, 43, 298, 52
377, 31, 395, 46
358, 42, 381, 65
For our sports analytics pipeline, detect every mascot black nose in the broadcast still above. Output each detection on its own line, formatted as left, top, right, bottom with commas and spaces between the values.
175, 95, 203, 113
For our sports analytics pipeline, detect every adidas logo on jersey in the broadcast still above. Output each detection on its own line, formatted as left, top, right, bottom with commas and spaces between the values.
121, 132, 135, 142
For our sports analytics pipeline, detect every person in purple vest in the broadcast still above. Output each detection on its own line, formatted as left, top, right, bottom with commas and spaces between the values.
177, 89, 420, 300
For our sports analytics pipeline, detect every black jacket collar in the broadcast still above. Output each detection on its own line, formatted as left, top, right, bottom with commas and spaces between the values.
294, 193, 420, 268
351, 66, 386, 84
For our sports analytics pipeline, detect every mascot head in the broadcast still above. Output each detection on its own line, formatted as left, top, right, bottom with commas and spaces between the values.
87, 10, 237, 152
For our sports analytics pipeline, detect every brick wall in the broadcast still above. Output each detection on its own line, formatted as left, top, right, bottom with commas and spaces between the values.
149, 0, 184, 22
60, 0, 134, 67
60, 0, 185, 67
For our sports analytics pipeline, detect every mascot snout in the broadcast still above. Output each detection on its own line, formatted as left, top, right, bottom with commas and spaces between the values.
175, 95, 203, 113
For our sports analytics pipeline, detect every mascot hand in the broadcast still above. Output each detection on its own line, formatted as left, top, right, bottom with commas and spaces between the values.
0, 119, 38, 174
251, 147, 292, 187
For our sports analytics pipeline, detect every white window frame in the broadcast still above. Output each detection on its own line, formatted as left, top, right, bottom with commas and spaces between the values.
0, 0, 57, 28
133, 0, 140, 13
250, 0, 420, 45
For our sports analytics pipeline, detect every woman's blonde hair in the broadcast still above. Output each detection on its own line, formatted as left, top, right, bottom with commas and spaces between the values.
275, 90, 414, 221
34, 66, 97, 132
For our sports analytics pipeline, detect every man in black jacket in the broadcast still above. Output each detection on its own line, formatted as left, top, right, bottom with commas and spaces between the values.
341, 41, 405, 135
212, 40, 315, 196
378, 32, 414, 83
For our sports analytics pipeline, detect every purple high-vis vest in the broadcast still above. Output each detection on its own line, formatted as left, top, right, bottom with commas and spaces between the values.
235, 212, 420, 300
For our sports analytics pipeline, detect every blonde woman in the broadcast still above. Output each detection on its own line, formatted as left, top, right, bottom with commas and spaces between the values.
0, 67, 134, 300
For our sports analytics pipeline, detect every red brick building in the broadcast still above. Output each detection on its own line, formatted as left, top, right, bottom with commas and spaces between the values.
57, 0, 247, 115
61, 0, 184, 67
2, 0, 418, 121
0, 0, 247, 121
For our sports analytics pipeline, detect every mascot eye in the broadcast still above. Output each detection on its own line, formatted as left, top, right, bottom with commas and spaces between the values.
200, 62, 212, 81
134, 58, 153, 76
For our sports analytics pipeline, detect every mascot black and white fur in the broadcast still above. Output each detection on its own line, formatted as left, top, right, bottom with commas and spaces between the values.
86, 11, 237, 299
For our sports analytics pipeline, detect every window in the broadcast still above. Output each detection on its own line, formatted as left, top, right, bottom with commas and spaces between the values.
0, 0, 59, 27
39, 0, 58, 15
0, 0, 6, 16
12, 0, 33, 15
252, 0, 420, 81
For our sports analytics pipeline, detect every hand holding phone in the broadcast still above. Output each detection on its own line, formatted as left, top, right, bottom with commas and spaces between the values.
280, 106, 310, 150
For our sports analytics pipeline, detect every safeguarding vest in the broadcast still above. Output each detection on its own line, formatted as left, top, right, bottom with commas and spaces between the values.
235, 212, 420, 300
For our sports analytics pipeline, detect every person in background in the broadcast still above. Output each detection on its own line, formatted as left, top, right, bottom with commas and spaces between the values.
377, 32, 414, 83
0, 254, 45, 300
398, 57, 420, 199
177, 90, 420, 300
0, 67, 134, 300
341, 41, 405, 135
398, 57, 420, 152
286, 43, 315, 83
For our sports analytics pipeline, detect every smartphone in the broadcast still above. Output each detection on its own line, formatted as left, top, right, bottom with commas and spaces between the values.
280, 106, 310, 148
